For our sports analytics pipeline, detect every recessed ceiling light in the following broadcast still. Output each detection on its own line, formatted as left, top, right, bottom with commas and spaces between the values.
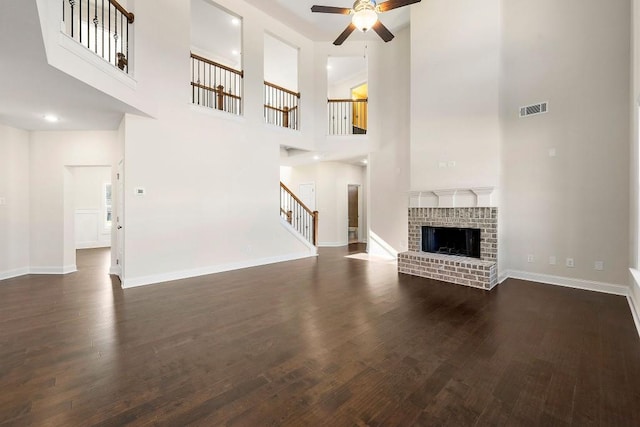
362, 159, 368, 164
44, 114, 59, 123
232, 50, 240, 56
231, 17, 240, 26
326, 65, 332, 70
313, 155, 321, 160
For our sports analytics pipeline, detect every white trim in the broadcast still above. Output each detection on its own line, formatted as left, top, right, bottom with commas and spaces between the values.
189, 103, 246, 122
109, 266, 122, 276
0, 267, 30, 281
368, 231, 398, 259
503, 270, 628, 296
122, 252, 316, 289
498, 271, 509, 284
30, 265, 77, 275
279, 218, 318, 254
629, 269, 640, 338
628, 294, 640, 339
318, 242, 347, 247
77, 242, 111, 249
58, 32, 137, 89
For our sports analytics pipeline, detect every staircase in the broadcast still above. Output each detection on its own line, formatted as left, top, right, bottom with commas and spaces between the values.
280, 182, 318, 246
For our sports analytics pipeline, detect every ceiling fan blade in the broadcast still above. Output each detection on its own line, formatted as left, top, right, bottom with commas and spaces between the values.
311, 5, 352, 14
372, 20, 395, 43
377, 0, 422, 13
334, 23, 357, 45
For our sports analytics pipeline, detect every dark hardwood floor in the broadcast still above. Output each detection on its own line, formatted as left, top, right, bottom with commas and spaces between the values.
1, 246, 640, 426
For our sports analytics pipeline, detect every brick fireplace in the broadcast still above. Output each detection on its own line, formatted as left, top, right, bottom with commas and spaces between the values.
398, 206, 498, 290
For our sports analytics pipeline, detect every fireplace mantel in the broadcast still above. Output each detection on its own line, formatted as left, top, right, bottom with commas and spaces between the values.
409, 187, 496, 208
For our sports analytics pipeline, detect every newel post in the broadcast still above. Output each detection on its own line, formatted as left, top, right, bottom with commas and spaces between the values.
216, 85, 224, 111
313, 211, 319, 246
283, 106, 290, 128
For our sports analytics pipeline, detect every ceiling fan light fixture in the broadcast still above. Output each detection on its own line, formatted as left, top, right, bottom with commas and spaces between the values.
352, 8, 378, 32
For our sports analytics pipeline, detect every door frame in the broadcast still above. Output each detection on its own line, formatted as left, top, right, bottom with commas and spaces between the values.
347, 183, 363, 243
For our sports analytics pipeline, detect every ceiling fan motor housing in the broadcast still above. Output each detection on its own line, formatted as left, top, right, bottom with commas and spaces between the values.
352, 0, 378, 32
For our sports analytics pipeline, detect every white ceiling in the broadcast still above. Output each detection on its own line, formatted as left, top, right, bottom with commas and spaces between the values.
191, 0, 242, 70
243, 0, 413, 42
0, 1, 143, 131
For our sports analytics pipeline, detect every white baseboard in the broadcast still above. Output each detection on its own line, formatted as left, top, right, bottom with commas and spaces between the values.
628, 294, 640, 339
498, 271, 509, 284
318, 242, 347, 248
30, 265, 77, 275
76, 242, 111, 250
503, 270, 628, 296
0, 267, 30, 281
628, 269, 640, 338
122, 252, 317, 289
109, 266, 121, 276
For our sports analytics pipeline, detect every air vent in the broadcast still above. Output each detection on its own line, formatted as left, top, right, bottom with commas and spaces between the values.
519, 102, 548, 118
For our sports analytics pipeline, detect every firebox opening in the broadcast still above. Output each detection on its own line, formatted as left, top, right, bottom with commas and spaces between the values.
422, 226, 481, 259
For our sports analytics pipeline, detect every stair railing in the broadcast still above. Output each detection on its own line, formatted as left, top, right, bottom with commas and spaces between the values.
62, 0, 134, 73
265, 82, 300, 130
327, 98, 368, 135
280, 182, 318, 246
191, 53, 243, 115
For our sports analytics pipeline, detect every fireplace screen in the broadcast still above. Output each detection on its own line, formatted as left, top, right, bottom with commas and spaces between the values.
422, 226, 481, 259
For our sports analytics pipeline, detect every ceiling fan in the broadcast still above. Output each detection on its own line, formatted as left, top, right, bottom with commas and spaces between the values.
311, 0, 422, 45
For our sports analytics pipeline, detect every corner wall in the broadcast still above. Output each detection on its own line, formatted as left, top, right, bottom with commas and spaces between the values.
29, 131, 118, 272
501, 0, 631, 286
0, 124, 30, 279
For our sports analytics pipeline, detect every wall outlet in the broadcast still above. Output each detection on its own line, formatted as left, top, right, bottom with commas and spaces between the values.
438, 161, 447, 168
0, 197, 5, 206
595, 261, 604, 271
566, 258, 575, 268
527, 255, 535, 263
447, 161, 457, 168
549, 256, 557, 265
135, 187, 146, 196
548, 148, 557, 157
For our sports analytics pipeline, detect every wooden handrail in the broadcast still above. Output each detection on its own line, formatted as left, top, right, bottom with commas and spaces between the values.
191, 82, 241, 100
280, 182, 314, 216
264, 104, 298, 114
110, 0, 134, 23
264, 81, 300, 98
191, 53, 244, 77
328, 98, 368, 103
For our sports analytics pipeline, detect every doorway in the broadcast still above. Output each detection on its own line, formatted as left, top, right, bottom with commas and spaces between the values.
64, 165, 113, 274
348, 184, 360, 243
299, 183, 316, 211
351, 83, 368, 134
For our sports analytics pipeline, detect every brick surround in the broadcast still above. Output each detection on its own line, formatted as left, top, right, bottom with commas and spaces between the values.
399, 207, 499, 290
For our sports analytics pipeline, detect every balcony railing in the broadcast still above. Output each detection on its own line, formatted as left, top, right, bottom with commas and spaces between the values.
327, 98, 368, 135
191, 53, 243, 115
264, 82, 300, 130
62, 0, 134, 73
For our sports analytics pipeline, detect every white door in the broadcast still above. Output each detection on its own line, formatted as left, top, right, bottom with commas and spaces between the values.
116, 160, 124, 280
299, 183, 316, 211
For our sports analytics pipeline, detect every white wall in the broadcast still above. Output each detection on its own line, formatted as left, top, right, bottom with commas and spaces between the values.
367, 27, 410, 257
410, 0, 501, 192
0, 124, 30, 279
281, 162, 367, 247
72, 166, 112, 249
29, 131, 118, 273
120, 0, 317, 287
501, 0, 631, 286
264, 33, 299, 92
